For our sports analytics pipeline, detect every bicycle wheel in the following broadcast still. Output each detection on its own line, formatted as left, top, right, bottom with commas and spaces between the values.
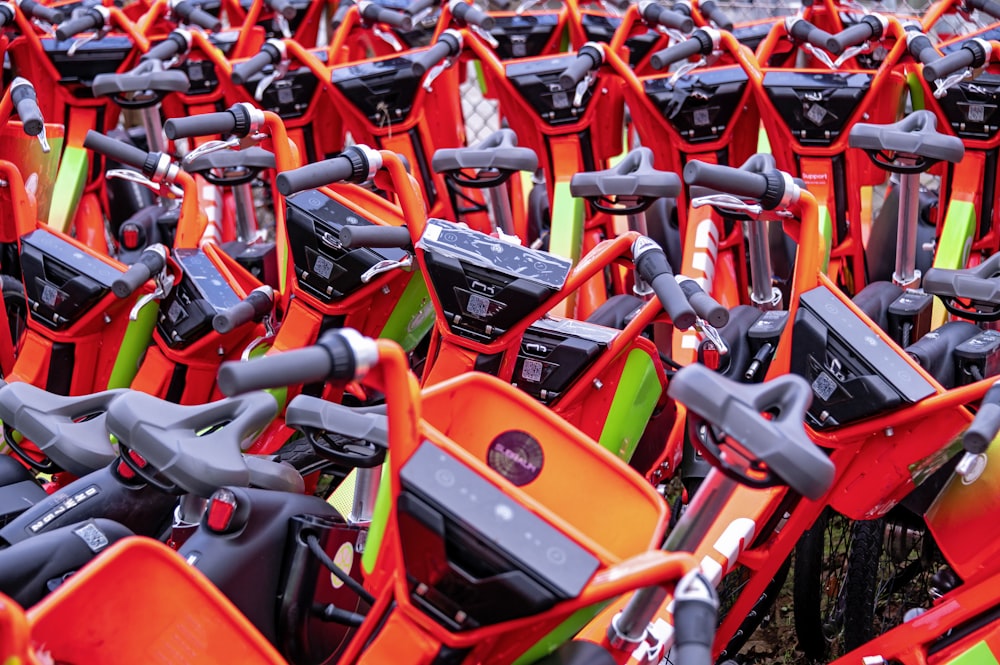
793, 507, 851, 661
716, 557, 791, 661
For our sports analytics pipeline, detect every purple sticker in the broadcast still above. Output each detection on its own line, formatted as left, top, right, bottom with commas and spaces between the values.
487, 431, 544, 486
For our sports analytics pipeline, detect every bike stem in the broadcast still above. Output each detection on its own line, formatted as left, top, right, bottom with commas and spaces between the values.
747, 219, 781, 310
485, 181, 516, 237
893, 154, 922, 290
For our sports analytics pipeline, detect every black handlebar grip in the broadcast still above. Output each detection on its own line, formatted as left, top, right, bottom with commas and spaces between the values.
83, 130, 148, 170
266, 0, 297, 20
339, 225, 412, 249
213, 287, 274, 334
698, 0, 732, 31
966, 381, 1000, 454
649, 29, 712, 70
967, 0, 1000, 19
10, 80, 43, 137
142, 31, 189, 62
164, 111, 237, 140
673, 573, 718, 665
683, 161, 768, 199
171, 0, 222, 31
218, 347, 334, 395
906, 31, 939, 65
19, 0, 64, 24
640, 0, 693, 32
276, 156, 355, 196
0, 4, 15, 28
450, 0, 494, 30
678, 279, 729, 328
55, 7, 104, 41
112, 247, 166, 298
923, 42, 985, 81
558, 43, 602, 90
787, 17, 835, 52
826, 15, 882, 55
412, 31, 461, 76
231, 42, 282, 85
634, 237, 697, 330
359, 1, 413, 29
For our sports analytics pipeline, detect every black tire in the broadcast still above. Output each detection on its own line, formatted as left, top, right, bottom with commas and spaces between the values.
716, 556, 791, 661
843, 518, 884, 651
2, 275, 27, 359
274, 435, 330, 476
793, 507, 851, 661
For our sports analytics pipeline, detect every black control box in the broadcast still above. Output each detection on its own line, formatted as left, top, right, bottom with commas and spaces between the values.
157, 248, 242, 348
513, 316, 617, 404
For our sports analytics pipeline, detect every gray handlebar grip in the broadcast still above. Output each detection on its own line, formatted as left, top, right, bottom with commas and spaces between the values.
55, 8, 104, 41
649, 30, 712, 70
142, 31, 190, 62
84, 130, 148, 170
231, 43, 282, 85
825, 15, 882, 55
266, 0, 297, 20
558, 43, 602, 89
679, 279, 729, 328
339, 225, 412, 249
698, 0, 732, 31
634, 237, 697, 330
673, 572, 718, 665
19, 0, 63, 24
683, 160, 769, 199
787, 17, 836, 52
218, 347, 334, 395
171, 0, 222, 31
966, 381, 1000, 454
213, 287, 274, 334
10, 80, 43, 137
112, 247, 166, 298
641, 0, 693, 32
359, 0, 413, 29
967, 0, 1000, 19
906, 32, 939, 65
923, 42, 984, 82
450, 0, 494, 30
276, 156, 355, 196
412, 31, 461, 76
164, 110, 237, 139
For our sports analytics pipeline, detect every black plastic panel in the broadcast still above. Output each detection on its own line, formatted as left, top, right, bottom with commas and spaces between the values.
580, 13, 659, 67
514, 316, 615, 404
42, 36, 134, 94
330, 53, 423, 125
242, 52, 326, 120
935, 73, 1000, 141
505, 54, 596, 126
763, 70, 872, 146
490, 13, 560, 60
156, 249, 241, 349
644, 66, 749, 143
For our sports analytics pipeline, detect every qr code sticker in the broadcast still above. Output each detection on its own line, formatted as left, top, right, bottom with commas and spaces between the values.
467, 293, 490, 318
522, 359, 543, 383
693, 108, 710, 126
812, 372, 838, 401
74, 522, 109, 552
42, 284, 59, 307
969, 104, 986, 123
806, 104, 828, 126
313, 255, 335, 280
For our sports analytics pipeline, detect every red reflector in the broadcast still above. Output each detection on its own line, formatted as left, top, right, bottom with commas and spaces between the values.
121, 224, 141, 250
206, 489, 238, 532
700, 341, 720, 370
128, 450, 147, 468
117, 460, 135, 479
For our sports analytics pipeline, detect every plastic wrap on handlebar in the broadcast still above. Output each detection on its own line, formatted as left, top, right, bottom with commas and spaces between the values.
634, 240, 697, 330
411, 32, 460, 76
698, 0, 732, 30
825, 16, 881, 55
164, 112, 236, 139
11, 81, 43, 137
83, 131, 148, 170
55, 8, 104, 41
649, 30, 711, 70
231, 44, 281, 85
683, 161, 769, 199
359, 1, 413, 29
339, 225, 412, 249
923, 43, 981, 81
172, 0, 222, 31
678, 279, 729, 327
276, 156, 354, 196
213, 288, 273, 334
19, 0, 63, 24
965, 381, 1000, 454
450, 1, 494, 30
112, 248, 166, 298
218, 348, 334, 395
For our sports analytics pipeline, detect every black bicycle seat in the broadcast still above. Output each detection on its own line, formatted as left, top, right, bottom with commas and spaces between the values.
106, 391, 278, 496
0, 383, 126, 477
848, 109, 965, 174
570, 147, 680, 214
668, 362, 834, 500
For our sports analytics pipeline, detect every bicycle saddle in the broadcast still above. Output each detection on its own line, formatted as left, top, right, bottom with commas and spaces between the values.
107, 391, 278, 497
0, 383, 126, 476
669, 362, 835, 500
849, 109, 965, 173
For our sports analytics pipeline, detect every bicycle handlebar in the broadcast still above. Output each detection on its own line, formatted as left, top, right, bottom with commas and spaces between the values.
231, 40, 284, 86
448, 0, 494, 30
339, 225, 412, 249
678, 279, 728, 327
266, 0, 297, 20
785, 16, 836, 53
559, 42, 603, 90
411, 29, 462, 76
633, 236, 697, 330
923, 39, 989, 81
639, 0, 693, 32
358, 0, 413, 30
967, 0, 1000, 20
18, 0, 63, 24
55, 6, 105, 41
697, 0, 732, 31
113, 245, 167, 298
826, 14, 884, 55
213, 286, 274, 334
10, 78, 43, 137
142, 30, 191, 62
170, 0, 222, 31
164, 103, 258, 139
649, 29, 713, 70
966, 380, 1000, 454
905, 28, 939, 65
275, 145, 382, 196
84, 130, 148, 170
217, 329, 377, 394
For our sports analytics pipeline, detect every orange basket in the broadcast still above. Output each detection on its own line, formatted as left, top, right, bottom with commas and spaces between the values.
8, 536, 286, 665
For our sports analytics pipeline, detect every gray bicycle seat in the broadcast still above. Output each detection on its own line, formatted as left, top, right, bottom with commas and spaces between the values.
0, 383, 126, 477
244, 455, 305, 493
668, 363, 834, 500
849, 110, 964, 167
432, 128, 539, 175
285, 397, 388, 444
106, 391, 278, 497
184, 147, 277, 174
92, 60, 191, 97
570, 147, 681, 200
